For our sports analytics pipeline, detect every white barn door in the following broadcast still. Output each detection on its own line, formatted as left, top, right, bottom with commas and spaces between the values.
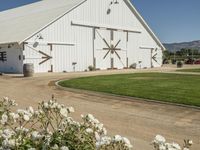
23, 43, 52, 73
138, 49, 151, 69
94, 29, 127, 70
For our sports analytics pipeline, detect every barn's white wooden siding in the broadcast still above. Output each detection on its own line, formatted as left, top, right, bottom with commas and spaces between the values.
24, 0, 163, 72
0, 44, 23, 73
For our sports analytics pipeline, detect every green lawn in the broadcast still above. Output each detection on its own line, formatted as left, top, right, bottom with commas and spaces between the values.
177, 68, 200, 73
59, 73, 200, 107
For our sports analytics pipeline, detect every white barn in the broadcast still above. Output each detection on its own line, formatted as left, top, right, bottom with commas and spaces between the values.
0, 0, 165, 73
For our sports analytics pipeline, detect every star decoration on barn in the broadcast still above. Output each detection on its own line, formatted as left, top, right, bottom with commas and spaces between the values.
102, 38, 122, 59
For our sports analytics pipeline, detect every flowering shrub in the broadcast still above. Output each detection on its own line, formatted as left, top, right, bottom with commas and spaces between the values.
152, 135, 193, 150
0, 97, 132, 150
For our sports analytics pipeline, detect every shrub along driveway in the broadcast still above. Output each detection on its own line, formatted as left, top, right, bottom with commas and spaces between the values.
0, 69, 200, 150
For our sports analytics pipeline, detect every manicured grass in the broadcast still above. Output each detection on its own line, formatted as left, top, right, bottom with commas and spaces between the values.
177, 68, 200, 73
59, 73, 200, 107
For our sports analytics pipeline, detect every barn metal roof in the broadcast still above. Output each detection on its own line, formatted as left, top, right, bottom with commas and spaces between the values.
0, 0, 165, 50
0, 0, 83, 44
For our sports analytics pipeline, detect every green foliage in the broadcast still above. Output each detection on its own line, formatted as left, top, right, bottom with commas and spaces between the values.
177, 61, 183, 68
88, 66, 95, 71
129, 63, 137, 69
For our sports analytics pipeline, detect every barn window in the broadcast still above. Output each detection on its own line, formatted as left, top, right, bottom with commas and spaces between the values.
0, 51, 7, 62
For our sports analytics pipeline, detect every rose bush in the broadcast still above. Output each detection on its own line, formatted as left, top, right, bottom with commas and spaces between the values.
0, 97, 132, 150
152, 135, 193, 150
0, 97, 193, 150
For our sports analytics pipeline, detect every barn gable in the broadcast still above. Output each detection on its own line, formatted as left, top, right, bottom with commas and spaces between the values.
23, 0, 164, 50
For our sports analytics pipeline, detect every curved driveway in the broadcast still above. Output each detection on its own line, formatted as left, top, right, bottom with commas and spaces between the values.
0, 68, 200, 150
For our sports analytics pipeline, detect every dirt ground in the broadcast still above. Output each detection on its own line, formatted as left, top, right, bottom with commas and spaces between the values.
0, 66, 200, 150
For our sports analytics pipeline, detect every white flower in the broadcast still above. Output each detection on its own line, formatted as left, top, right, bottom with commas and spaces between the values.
52, 144, 59, 149
166, 142, 181, 150
56, 104, 62, 110
68, 107, 74, 113
2, 139, 15, 148
96, 136, 112, 148
123, 137, 133, 148
16, 127, 29, 133
10, 99, 17, 106
60, 146, 69, 150
101, 136, 111, 145
154, 135, 166, 144
87, 114, 99, 124
51, 102, 58, 109
159, 144, 166, 150
86, 128, 93, 133
188, 140, 193, 145
1, 129, 14, 139
87, 114, 95, 120
81, 114, 84, 118
8, 139, 15, 148
28, 148, 36, 150
3, 97, 9, 101
28, 107, 34, 114
44, 102, 49, 109
9, 113, 19, 122
31, 131, 42, 140
171, 143, 181, 150
10, 113, 19, 119
60, 108, 68, 117
23, 114, 30, 121
95, 132, 100, 141
183, 148, 189, 150
97, 123, 103, 130
114, 135, 123, 142
103, 128, 107, 135
1, 113, 8, 125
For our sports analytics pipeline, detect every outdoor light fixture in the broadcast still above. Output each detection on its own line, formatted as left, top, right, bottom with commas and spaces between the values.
33, 41, 39, 48
34, 33, 44, 41
110, 0, 119, 5
37, 34, 44, 40
33, 34, 44, 48
107, 0, 119, 15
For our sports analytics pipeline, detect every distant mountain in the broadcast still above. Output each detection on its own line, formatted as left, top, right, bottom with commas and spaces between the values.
163, 40, 200, 52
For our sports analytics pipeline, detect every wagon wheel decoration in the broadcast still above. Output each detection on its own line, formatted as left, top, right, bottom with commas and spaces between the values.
96, 30, 125, 60
102, 39, 122, 59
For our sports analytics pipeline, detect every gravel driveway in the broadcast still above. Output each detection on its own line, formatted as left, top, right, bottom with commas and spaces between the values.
0, 68, 199, 150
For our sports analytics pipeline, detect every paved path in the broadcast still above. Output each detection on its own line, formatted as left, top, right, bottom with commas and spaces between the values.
0, 68, 200, 150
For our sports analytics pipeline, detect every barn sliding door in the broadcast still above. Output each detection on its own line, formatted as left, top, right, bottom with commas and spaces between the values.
94, 29, 127, 70
23, 43, 52, 73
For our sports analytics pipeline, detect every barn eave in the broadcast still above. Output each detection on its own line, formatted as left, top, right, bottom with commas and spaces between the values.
124, 0, 165, 51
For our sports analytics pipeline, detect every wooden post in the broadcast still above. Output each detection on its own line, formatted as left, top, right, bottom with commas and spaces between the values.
151, 49, 153, 68
48, 43, 53, 72
126, 57, 129, 68
93, 28, 96, 68
93, 57, 96, 69
111, 58, 114, 69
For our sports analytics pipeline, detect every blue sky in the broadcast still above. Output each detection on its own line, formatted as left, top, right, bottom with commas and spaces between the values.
0, 0, 200, 43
